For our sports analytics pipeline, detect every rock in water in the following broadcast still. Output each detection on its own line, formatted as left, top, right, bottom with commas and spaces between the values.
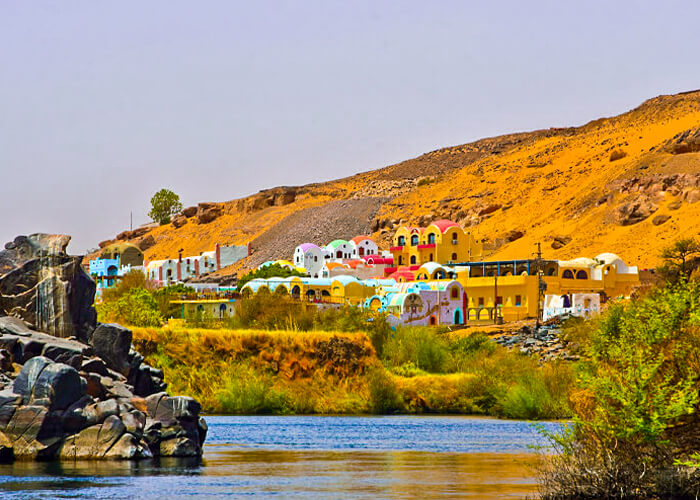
0, 234, 96, 341
91, 324, 132, 375
0, 233, 207, 461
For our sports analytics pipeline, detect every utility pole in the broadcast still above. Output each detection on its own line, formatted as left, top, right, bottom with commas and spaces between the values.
534, 242, 545, 329
493, 272, 500, 324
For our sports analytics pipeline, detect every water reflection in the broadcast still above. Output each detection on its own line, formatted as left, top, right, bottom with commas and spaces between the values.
201, 447, 538, 499
0, 416, 551, 499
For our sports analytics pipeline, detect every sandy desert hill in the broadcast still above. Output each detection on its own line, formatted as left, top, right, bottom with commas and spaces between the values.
96, 90, 700, 278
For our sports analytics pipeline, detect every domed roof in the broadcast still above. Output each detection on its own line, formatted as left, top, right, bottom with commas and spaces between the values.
595, 253, 624, 265
332, 275, 360, 286
327, 239, 349, 249
350, 235, 373, 244
419, 262, 446, 275
558, 257, 597, 268
100, 242, 142, 256
325, 262, 347, 270
430, 220, 459, 233
297, 243, 321, 253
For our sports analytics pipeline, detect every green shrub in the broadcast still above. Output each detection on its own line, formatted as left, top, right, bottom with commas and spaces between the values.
96, 287, 163, 327
216, 363, 289, 414
382, 327, 449, 373
368, 368, 404, 414
539, 279, 700, 498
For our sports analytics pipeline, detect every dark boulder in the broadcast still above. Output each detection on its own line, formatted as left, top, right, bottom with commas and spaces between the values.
31, 363, 84, 410
91, 324, 132, 375
13, 357, 84, 410
0, 234, 96, 341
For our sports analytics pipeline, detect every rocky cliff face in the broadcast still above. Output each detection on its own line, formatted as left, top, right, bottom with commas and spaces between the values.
0, 234, 206, 461
0, 234, 96, 342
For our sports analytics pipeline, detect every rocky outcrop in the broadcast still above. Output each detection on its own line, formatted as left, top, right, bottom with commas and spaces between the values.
196, 202, 223, 224
652, 214, 672, 226
551, 235, 572, 250
0, 235, 207, 462
493, 323, 579, 363
0, 234, 96, 342
233, 186, 299, 215
664, 127, 700, 154
614, 197, 658, 225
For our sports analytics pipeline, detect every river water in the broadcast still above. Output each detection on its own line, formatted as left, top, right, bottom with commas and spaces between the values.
0, 415, 560, 499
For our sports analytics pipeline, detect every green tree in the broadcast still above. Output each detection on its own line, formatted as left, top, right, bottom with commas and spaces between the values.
148, 188, 183, 225
96, 287, 163, 327
659, 237, 700, 283
538, 280, 700, 498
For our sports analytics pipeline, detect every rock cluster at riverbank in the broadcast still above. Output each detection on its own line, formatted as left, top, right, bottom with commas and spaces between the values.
0, 234, 207, 461
492, 324, 579, 363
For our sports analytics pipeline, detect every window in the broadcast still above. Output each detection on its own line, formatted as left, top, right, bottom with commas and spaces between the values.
451, 253, 457, 261
398, 256, 403, 265
410, 255, 417, 265
576, 270, 588, 280
515, 295, 522, 306
428, 233, 436, 244
398, 236, 405, 246
478, 297, 484, 307
411, 235, 419, 246
450, 288, 459, 299
314, 256, 318, 262
562, 270, 574, 279
452, 233, 458, 244
429, 253, 433, 261
496, 296, 503, 305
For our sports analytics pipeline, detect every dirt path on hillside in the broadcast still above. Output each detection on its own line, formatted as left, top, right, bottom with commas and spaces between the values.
243, 197, 388, 269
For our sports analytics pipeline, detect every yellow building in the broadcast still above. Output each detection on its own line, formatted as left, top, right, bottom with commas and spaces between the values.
390, 220, 483, 267
455, 253, 640, 323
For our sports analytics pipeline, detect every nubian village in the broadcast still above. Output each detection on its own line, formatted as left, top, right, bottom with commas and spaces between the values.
1, 2, 700, 499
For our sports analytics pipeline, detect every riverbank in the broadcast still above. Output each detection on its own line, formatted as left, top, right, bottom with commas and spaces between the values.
131, 326, 574, 419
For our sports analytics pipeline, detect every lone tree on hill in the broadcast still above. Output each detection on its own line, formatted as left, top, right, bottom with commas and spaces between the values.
659, 237, 700, 283
149, 189, 183, 225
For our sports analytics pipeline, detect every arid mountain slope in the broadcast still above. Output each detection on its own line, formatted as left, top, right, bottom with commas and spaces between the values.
99, 90, 700, 277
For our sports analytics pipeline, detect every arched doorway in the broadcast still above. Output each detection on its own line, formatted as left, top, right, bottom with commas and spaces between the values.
454, 309, 462, 325
291, 285, 301, 299
429, 315, 437, 326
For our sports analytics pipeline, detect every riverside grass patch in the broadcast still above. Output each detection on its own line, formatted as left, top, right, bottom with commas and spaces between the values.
131, 326, 575, 418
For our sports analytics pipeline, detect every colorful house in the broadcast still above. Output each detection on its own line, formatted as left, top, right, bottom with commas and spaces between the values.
293, 243, 324, 278
389, 220, 483, 268
88, 242, 144, 291
348, 236, 379, 258
323, 240, 353, 260
381, 280, 466, 326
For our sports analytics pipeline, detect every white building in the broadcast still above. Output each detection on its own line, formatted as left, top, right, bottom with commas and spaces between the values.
293, 243, 324, 278
348, 236, 379, 259
145, 243, 249, 286
543, 293, 601, 321
323, 239, 353, 260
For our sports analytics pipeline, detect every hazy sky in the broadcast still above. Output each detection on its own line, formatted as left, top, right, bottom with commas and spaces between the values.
1, 1, 699, 254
